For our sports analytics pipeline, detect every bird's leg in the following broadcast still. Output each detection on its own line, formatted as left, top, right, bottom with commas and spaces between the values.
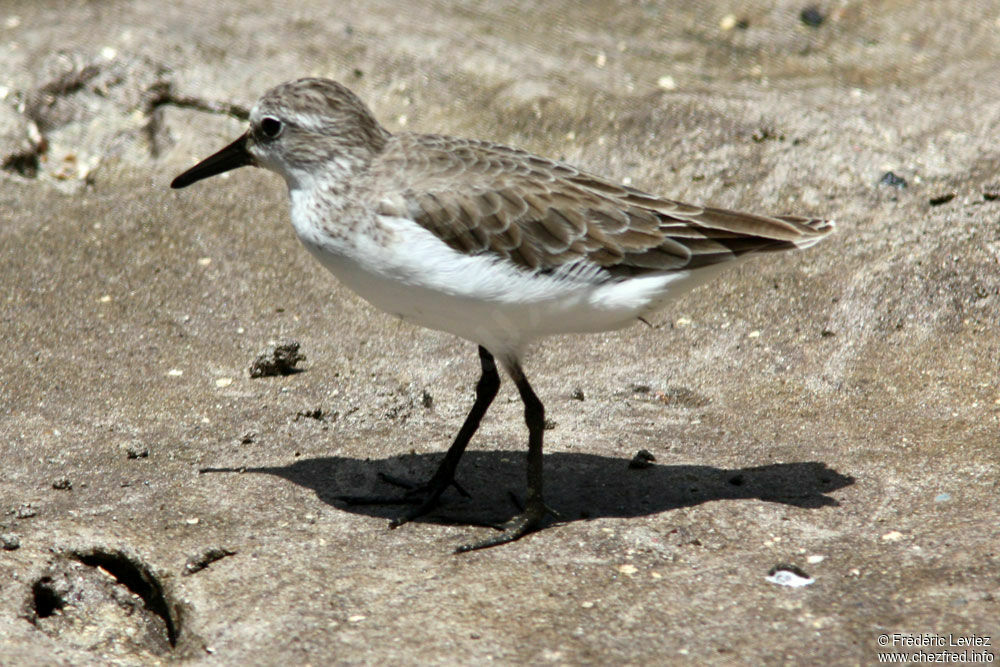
337, 346, 500, 526
456, 360, 550, 552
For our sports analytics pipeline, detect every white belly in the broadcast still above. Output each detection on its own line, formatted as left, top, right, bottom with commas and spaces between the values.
295, 214, 717, 358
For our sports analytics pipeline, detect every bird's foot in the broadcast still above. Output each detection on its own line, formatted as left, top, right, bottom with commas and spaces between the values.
454, 498, 558, 553
336, 471, 469, 528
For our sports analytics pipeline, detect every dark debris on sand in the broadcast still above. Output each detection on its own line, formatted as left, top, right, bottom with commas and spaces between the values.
249, 341, 305, 378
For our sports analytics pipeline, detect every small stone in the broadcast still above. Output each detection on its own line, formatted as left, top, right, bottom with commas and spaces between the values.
15, 504, 37, 519
249, 341, 305, 377
52, 476, 72, 491
126, 443, 149, 459
570, 387, 585, 401
800, 6, 825, 28
543, 419, 557, 430
240, 431, 257, 444
929, 192, 956, 206
421, 389, 433, 408
656, 75, 677, 91
766, 564, 814, 587
347, 614, 366, 623
719, 14, 738, 30
881, 530, 904, 542
806, 554, 826, 564
879, 171, 907, 189
215, 377, 233, 388
628, 450, 656, 469
934, 493, 951, 503
1, 533, 21, 550
618, 564, 638, 576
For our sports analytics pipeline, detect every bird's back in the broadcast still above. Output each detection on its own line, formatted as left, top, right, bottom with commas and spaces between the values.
366, 132, 834, 283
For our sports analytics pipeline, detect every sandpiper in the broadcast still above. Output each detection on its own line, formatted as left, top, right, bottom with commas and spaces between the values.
171, 78, 834, 552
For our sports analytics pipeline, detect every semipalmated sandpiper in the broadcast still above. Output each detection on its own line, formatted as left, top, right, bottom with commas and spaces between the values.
171, 78, 834, 551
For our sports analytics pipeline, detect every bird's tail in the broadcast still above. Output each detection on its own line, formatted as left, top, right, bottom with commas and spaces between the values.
775, 216, 837, 249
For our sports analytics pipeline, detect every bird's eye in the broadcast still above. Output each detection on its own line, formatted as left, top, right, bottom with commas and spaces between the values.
259, 116, 283, 139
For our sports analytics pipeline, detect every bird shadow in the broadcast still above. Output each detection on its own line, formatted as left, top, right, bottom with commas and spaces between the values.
200, 450, 854, 528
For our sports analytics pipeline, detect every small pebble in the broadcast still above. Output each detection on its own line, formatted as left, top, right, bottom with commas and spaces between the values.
628, 450, 656, 469
800, 6, 825, 27
934, 492, 951, 503
249, 341, 305, 378
570, 387, 585, 401
879, 171, 907, 189
881, 530, 904, 542
657, 75, 677, 91
929, 192, 956, 206
1, 533, 20, 550
421, 390, 433, 408
126, 443, 149, 459
766, 564, 814, 587
52, 477, 72, 491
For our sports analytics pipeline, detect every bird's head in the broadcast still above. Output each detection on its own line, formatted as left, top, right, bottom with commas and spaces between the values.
171, 78, 389, 191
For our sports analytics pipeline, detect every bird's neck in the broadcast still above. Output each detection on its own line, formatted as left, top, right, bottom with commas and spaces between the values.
287, 172, 381, 253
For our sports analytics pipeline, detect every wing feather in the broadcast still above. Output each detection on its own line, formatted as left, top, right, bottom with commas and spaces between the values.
371, 134, 834, 281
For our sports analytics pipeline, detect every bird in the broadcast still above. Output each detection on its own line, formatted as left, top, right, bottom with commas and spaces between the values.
171, 77, 834, 552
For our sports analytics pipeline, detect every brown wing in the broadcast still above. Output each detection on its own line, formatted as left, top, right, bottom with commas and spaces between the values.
372, 134, 833, 280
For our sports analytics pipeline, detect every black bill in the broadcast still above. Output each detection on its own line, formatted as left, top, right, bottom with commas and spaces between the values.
170, 132, 253, 189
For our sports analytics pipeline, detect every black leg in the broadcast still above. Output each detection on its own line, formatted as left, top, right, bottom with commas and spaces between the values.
338, 346, 500, 525
456, 359, 549, 552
